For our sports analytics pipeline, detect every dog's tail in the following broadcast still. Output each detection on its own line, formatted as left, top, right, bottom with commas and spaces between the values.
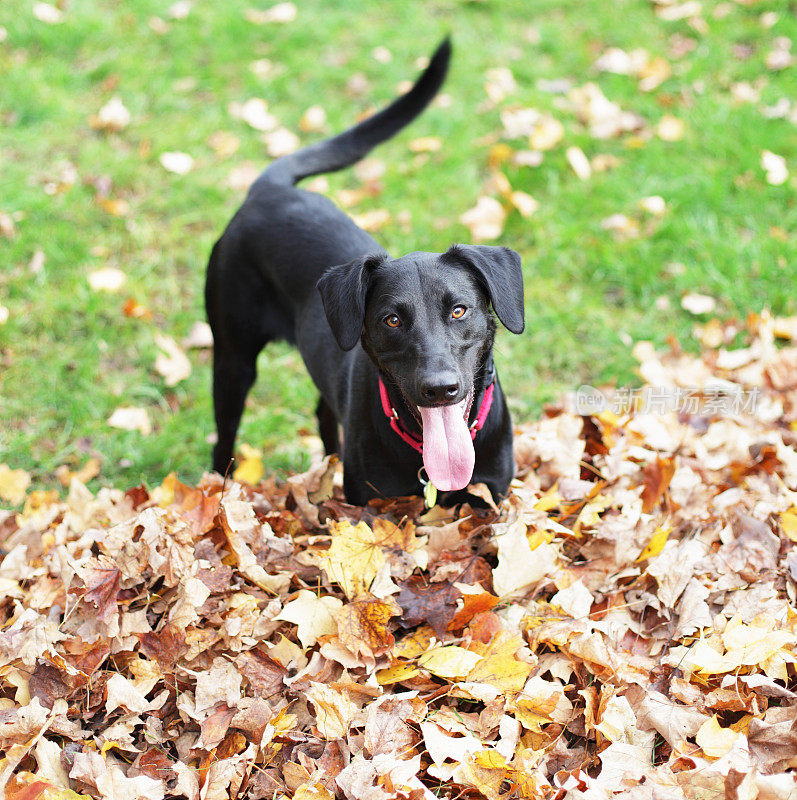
260, 37, 451, 187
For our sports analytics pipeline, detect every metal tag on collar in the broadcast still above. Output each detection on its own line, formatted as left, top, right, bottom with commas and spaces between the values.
418, 467, 438, 508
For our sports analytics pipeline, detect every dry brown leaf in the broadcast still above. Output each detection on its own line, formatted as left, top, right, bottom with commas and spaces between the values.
90, 97, 131, 132
459, 196, 506, 242
88, 267, 126, 292
153, 333, 191, 386
159, 151, 194, 174
263, 127, 300, 157
107, 406, 151, 435
244, 2, 297, 24
306, 682, 358, 740
0, 464, 31, 506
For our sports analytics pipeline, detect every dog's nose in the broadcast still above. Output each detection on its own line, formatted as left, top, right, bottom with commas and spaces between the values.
420, 374, 460, 404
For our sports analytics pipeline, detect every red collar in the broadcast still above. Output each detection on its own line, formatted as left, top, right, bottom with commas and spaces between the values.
377, 376, 495, 454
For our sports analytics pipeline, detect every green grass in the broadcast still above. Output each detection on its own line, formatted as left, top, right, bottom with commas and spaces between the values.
1, 0, 794, 497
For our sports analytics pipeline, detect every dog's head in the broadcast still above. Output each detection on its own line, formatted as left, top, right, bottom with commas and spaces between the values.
317, 244, 524, 491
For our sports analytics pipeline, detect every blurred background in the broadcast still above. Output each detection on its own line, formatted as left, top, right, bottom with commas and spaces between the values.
0, 0, 794, 495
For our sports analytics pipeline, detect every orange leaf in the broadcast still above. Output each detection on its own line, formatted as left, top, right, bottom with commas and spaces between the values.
448, 589, 500, 632
640, 456, 675, 513
336, 595, 401, 658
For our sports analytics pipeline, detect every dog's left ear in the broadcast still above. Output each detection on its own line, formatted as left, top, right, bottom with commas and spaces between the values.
317, 253, 387, 351
442, 244, 525, 333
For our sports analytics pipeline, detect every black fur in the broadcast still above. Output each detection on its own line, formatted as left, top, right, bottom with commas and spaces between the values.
205, 38, 525, 505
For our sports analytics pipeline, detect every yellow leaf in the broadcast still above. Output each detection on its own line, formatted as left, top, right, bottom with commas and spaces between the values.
533, 484, 561, 512
408, 136, 442, 153
21, 489, 59, 517
721, 616, 797, 669
321, 520, 386, 600
0, 464, 31, 506
270, 706, 299, 736
665, 639, 737, 675
566, 146, 592, 180
54, 456, 101, 488
528, 115, 564, 150
488, 142, 513, 167
306, 681, 358, 740
376, 663, 421, 685
393, 625, 435, 660
454, 750, 508, 800
233, 443, 263, 484
100, 740, 125, 756
573, 493, 610, 534
418, 645, 483, 679
527, 529, 554, 550
695, 715, 739, 759
97, 197, 130, 217
637, 525, 671, 561
638, 55, 671, 92
466, 632, 533, 693
293, 783, 335, 800
509, 675, 572, 732
299, 105, 327, 133
781, 508, 797, 542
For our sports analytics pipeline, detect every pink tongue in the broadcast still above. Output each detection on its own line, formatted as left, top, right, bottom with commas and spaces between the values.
419, 399, 475, 491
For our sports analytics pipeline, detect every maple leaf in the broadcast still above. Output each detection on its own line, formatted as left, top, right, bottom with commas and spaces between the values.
418, 645, 483, 679
453, 750, 509, 800
79, 555, 121, 623
335, 595, 401, 659
5, 777, 90, 800
448, 586, 500, 633
138, 624, 188, 671
465, 632, 533, 693
321, 520, 386, 600
364, 695, 416, 757
492, 519, 558, 598
509, 675, 573, 732
105, 673, 149, 715
276, 590, 342, 649
29, 662, 72, 709
306, 681, 359, 740
695, 715, 740, 759
397, 576, 459, 638
69, 750, 165, 800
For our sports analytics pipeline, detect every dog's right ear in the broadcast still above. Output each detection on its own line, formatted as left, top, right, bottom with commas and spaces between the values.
317, 253, 386, 351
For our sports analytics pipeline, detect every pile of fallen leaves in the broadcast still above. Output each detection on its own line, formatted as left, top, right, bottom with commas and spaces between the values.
1, 311, 796, 800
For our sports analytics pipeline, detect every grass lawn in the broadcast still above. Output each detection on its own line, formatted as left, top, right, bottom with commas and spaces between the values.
1, 0, 794, 496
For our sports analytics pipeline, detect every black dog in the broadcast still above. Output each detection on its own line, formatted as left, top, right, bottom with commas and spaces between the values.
206, 39, 525, 506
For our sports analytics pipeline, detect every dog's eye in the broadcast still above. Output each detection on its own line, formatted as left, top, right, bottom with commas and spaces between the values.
384, 314, 401, 328
451, 305, 467, 320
